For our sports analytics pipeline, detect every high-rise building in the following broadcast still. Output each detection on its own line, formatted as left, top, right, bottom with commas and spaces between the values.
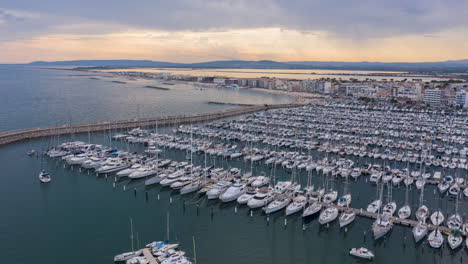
423, 88, 442, 106
455, 90, 468, 108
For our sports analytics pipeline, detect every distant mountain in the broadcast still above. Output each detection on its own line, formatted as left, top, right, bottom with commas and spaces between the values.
28, 60, 181, 68
23, 59, 468, 72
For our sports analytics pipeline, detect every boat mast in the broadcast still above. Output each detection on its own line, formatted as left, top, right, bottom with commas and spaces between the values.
130, 218, 134, 252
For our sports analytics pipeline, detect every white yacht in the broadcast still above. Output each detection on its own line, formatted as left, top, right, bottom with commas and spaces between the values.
129, 166, 158, 179
220, 183, 247, 202
206, 181, 232, 200
160, 170, 185, 186
416, 205, 429, 221
382, 202, 396, 216
247, 187, 275, 209
117, 164, 142, 177
96, 158, 129, 174
250, 176, 270, 187
236, 187, 256, 204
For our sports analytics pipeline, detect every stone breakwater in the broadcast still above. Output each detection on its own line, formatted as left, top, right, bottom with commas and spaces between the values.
0, 103, 304, 147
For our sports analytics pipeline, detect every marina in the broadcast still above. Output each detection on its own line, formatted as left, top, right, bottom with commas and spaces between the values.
31, 100, 467, 262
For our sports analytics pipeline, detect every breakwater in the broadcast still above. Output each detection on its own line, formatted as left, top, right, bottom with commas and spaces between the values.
0, 103, 303, 147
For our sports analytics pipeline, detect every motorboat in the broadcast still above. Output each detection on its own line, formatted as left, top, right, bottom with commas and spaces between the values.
447, 214, 462, 230
349, 247, 374, 260
219, 183, 247, 202
236, 187, 256, 204
250, 176, 270, 187
206, 181, 232, 200
38, 170, 51, 183
117, 164, 142, 177
96, 158, 129, 174
129, 166, 158, 179
247, 187, 275, 209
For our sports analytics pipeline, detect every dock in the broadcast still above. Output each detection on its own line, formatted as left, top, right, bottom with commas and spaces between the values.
0, 103, 303, 147
142, 248, 158, 264
317, 202, 462, 236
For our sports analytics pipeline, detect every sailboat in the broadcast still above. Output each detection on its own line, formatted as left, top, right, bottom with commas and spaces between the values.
114, 218, 142, 262
427, 228, 444, 248
397, 183, 411, 219
339, 173, 355, 228
372, 183, 393, 240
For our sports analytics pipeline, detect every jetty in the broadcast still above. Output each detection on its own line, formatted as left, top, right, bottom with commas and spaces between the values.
0, 103, 303, 147
319, 202, 461, 235
145, 86, 170, 90
142, 248, 158, 264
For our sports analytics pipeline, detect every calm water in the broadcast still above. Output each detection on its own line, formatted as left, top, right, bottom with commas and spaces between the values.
102, 68, 445, 82
0, 67, 290, 132
0, 67, 466, 264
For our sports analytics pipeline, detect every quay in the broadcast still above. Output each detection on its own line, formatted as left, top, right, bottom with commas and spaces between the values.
318, 202, 463, 236
0, 103, 303, 147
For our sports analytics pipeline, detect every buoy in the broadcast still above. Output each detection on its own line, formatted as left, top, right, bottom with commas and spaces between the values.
345, 227, 348, 233
250, 210, 253, 217
79, 168, 81, 172
63, 164, 65, 168
157, 194, 160, 200
113, 182, 116, 188
123, 185, 126, 191
170, 197, 172, 204
284, 218, 287, 227
235, 206, 237, 214
87, 170, 90, 175
105, 174, 107, 179
96, 173, 98, 177
302, 224, 306, 230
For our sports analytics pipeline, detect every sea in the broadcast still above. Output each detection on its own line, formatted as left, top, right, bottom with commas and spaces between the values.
0, 66, 466, 264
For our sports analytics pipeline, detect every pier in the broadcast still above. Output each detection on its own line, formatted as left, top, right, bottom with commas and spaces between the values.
142, 248, 158, 264
317, 202, 462, 235
0, 103, 303, 147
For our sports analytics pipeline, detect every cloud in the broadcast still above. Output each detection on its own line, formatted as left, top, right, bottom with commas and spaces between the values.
2, 0, 468, 41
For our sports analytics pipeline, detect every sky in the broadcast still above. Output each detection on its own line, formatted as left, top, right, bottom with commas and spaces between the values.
1, 0, 468, 63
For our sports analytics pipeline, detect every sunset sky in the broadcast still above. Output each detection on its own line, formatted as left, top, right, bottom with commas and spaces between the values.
1, 0, 468, 63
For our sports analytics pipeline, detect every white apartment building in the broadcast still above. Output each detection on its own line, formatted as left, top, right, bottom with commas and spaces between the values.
455, 90, 468, 108
423, 88, 442, 106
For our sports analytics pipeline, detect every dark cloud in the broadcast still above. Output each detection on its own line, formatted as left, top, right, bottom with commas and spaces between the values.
1, 0, 467, 41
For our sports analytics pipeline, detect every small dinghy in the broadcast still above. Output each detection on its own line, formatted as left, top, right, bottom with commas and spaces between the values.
349, 247, 374, 260
38, 170, 51, 183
